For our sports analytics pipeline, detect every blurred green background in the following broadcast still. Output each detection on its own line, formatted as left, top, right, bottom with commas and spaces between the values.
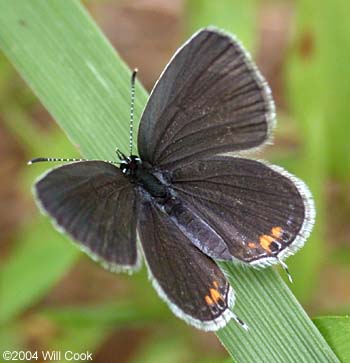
0, 0, 349, 362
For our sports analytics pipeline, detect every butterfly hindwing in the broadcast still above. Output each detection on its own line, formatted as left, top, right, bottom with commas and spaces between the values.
138, 28, 275, 170
171, 156, 315, 266
138, 199, 235, 331
34, 161, 140, 272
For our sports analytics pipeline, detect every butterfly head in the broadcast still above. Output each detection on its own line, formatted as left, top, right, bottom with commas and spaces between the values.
120, 155, 141, 176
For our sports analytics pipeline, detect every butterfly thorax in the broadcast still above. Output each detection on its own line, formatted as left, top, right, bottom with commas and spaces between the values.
120, 155, 168, 199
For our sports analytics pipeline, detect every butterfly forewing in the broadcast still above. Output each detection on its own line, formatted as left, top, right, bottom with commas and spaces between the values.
138, 199, 234, 331
35, 161, 140, 272
138, 28, 274, 170
171, 156, 315, 266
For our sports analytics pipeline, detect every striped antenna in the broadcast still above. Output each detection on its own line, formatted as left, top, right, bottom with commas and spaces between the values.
27, 157, 119, 165
129, 68, 138, 156
115, 148, 127, 161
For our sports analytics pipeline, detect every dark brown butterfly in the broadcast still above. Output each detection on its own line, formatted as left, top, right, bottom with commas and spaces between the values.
30, 28, 315, 331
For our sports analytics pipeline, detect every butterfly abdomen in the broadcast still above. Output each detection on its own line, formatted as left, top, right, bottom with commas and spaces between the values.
155, 195, 231, 260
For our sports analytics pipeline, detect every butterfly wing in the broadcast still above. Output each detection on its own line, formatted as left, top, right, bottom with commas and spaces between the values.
34, 161, 140, 272
138, 28, 274, 169
138, 199, 239, 331
171, 156, 315, 266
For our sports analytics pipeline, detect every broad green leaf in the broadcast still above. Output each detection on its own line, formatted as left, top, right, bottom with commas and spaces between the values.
313, 316, 350, 363
0, 1, 340, 362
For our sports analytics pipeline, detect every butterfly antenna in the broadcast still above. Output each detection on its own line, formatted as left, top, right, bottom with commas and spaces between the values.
115, 148, 127, 161
27, 157, 119, 165
27, 157, 87, 165
129, 68, 138, 156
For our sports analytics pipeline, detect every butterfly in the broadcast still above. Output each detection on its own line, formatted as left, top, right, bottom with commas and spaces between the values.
30, 28, 315, 331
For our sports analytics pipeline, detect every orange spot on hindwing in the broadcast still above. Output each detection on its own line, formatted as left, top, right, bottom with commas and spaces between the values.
204, 281, 225, 310
210, 288, 222, 303
271, 226, 282, 238
259, 226, 283, 253
259, 234, 274, 252
205, 295, 214, 305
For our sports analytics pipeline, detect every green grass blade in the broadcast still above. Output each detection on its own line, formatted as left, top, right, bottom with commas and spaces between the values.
217, 264, 341, 362
0, 1, 340, 362
0, 0, 148, 161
